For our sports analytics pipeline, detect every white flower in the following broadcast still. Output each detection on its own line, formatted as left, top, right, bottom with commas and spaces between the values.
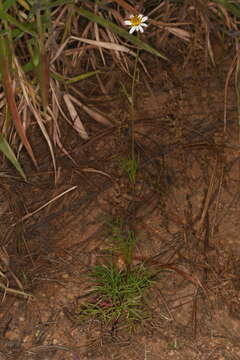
124, 14, 148, 34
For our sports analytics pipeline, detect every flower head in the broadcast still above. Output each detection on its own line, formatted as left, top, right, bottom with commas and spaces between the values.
124, 14, 148, 34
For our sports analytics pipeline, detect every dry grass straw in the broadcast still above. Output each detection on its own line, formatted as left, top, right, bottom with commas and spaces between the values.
0, 0, 239, 181
0, 0, 163, 181
0, 246, 32, 300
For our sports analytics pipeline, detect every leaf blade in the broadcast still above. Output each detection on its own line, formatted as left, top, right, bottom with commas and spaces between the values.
0, 135, 26, 180
76, 7, 168, 60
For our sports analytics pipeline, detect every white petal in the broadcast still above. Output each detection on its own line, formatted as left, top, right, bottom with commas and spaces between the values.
124, 20, 132, 25
141, 23, 148, 27
141, 16, 148, 22
129, 14, 134, 18
135, 25, 141, 32
138, 14, 144, 19
139, 25, 144, 33
129, 27, 136, 34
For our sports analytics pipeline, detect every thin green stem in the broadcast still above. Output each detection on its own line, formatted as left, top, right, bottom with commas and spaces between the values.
130, 45, 140, 161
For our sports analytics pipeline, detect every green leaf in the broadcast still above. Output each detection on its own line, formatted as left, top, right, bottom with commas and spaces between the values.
0, 9, 37, 36
22, 60, 34, 73
3, 0, 18, 11
0, 135, 27, 180
50, 70, 100, 84
76, 7, 168, 60
32, 45, 40, 67
65, 70, 101, 84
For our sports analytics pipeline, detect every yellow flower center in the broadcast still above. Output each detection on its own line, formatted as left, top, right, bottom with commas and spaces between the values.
130, 15, 141, 27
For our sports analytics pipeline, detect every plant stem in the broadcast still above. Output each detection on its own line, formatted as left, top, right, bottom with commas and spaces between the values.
130, 44, 140, 162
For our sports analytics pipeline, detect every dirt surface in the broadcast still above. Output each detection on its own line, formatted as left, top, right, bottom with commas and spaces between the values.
0, 54, 240, 360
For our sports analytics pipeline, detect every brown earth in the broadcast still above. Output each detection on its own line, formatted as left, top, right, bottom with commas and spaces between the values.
0, 52, 240, 360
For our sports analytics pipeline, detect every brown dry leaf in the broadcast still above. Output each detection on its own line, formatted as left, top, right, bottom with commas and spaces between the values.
105, 28, 122, 62
49, 80, 78, 165
224, 53, 237, 130
8, 268, 24, 291
2, 57, 38, 168
50, 82, 75, 152
69, 95, 113, 127
0, 90, 5, 109
206, 30, 215, 65
0, 281, 32, 299
166, 27, 191, 42
50, 38, 70, 64
81, 167, 113, 179
70, 36, 148, 75
63, 94, 89, 140
0, 247, 10, 269
71, 36, 136, 56
37, 50, 50, 111
31, 106, 57, 175
14, 58, 57, 175
12, 185, 77, 225
94, 5, 106, 66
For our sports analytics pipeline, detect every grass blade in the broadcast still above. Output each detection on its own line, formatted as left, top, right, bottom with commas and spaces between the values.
0, 135, 26, 180
37, 50, 50, 111
65, 70, 100, 84
0, 9, 37, 37
76, 7, 168, 60
0, 46, 38, 168
213, 0, 240, 17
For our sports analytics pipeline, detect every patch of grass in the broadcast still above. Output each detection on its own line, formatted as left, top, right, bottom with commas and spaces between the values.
104, 217, 137, 267
0, 135, 26, 180
75, 264, 155, 331
121, 156, 139, 184
71, 218, 156, 331
67, 214, 209, 333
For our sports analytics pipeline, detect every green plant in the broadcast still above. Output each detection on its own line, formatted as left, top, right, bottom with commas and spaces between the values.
75, 264, 155, 330
71, 217, 156, 331
120, 14, 146, 186
0, 134, 26, 180
104, 217, 138, 268
121, 156, 139, 184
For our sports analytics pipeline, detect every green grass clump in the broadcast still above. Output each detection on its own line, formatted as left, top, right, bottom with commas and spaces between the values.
121, 157, 139, 184
105, 218, 137, 267
76, 264, 155, 330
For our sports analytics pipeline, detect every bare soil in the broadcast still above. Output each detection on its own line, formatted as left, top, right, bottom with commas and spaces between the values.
0, 53, 240, 360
